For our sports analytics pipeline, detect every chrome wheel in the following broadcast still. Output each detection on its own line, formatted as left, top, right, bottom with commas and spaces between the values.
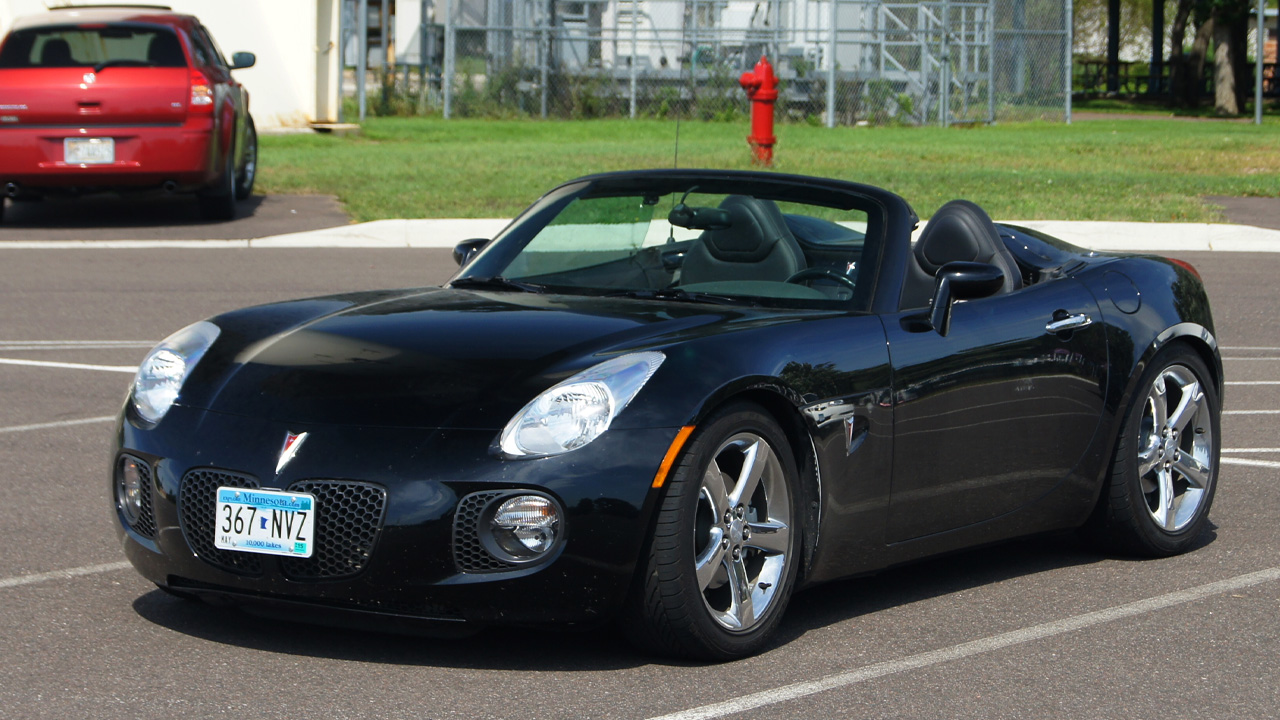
1136, 364, 1214, 532
694, 431, 792, 632
624, 403, 801, 659
1082, 345, 1220, 557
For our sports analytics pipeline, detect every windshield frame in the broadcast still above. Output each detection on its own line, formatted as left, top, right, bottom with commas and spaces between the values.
456, 172, 892, 313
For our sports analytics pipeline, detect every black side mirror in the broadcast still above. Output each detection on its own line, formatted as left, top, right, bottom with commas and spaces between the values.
928, 261, 1006, 336
230, 52, 256, 70
453, 238, 489, 267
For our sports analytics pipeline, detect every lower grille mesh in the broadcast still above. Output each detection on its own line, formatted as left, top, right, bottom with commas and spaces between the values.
452, 490, 518, 573
125, 455, 158, 540
178, 469, 387, 580
178, 469, 263, 575
280, 480, 387, 580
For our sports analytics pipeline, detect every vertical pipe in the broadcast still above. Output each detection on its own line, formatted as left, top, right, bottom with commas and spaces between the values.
358, 0, 368, 121
1256, 0, 1265, 124
940, 0, 950, 126
1065, 0, 1073, 123
988, 0, 996, 123
630, 0, 639, 118
338, 0, 348, 122
419, 0, 428, 98
540, 0, 550, 118
827, 0, 837, 127
443, 0, 454, 118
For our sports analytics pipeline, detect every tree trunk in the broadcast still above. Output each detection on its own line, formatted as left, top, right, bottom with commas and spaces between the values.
1185, 16, 1213, 107
1230, 13, 1249, 112
1214, 19, 1238, 114
1167, 0, 1194, 105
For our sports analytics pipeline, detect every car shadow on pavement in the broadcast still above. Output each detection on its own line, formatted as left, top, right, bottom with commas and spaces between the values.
2, 193, 265, 227
0, 192, 349, 241
130, 589, 653, 671
129, 526, 1216, 670
772, 524, 1218, 649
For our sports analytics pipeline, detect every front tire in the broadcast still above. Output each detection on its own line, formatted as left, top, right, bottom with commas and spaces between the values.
1083, 345, 1220, 556
624, 402, 801, 660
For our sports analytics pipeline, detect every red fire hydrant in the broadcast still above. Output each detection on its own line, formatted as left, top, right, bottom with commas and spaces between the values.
739, 56, 778, 166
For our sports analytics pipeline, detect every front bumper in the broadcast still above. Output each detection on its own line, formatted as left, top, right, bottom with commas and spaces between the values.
0, 117, 218, 191
113, 405, 679, 630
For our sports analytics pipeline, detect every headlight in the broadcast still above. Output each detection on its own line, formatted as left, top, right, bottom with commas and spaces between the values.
499, 351, 665, 458
131, 321, 220, 424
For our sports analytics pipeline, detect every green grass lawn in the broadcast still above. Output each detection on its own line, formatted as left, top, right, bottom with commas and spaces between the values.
258, 117, 1280, 223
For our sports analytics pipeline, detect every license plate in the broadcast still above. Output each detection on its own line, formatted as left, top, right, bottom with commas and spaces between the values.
214, 487, 316, 558
64, 137, 114, 165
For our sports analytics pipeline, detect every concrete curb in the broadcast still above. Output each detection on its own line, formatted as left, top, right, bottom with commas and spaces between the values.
1, 218, 1278, 252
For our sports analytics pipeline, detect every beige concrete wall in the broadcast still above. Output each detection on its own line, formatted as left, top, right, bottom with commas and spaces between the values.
0, 0, 341, 128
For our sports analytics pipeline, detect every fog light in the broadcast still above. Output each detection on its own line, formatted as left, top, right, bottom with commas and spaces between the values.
488, 495, 561, 561
116, 456, 144, 525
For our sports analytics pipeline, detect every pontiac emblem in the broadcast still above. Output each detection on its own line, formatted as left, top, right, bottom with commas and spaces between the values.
275, 431, 310, 474
83, 72, 96, 85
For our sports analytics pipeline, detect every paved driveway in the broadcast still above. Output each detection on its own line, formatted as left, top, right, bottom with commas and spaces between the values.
0, 247, 1276, 719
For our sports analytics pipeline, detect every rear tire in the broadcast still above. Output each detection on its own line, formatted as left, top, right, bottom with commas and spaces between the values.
622, 402, 801, 661
1082, 345, 1220, 556
198, 156, 237, 222
234, 118, 257, 201
0, 197, 6, 225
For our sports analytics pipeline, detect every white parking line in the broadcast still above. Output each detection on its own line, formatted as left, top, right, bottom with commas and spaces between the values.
0, 357, 137, 373
1222, 448, 1280, 453
1226, 381, 1280, 386
1223, 410, 1280, 415
0, 341, 154, 351
1221, 346, 1280, 352
0, 416, 117, 435
647, 566, 1280, 720
1221, 358, 1280, 361
1221, 458, 1280, 469
0, 561, 131, 590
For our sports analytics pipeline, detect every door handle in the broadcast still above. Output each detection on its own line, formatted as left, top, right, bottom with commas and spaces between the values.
1045, 313, 1093, 334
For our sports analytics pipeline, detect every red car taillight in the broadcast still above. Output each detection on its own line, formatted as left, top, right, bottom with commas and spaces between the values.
190, 69, 214, 113
1168, 258, 1202, 280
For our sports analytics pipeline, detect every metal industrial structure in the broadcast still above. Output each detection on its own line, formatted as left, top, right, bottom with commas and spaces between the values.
344, 0, 1071, 125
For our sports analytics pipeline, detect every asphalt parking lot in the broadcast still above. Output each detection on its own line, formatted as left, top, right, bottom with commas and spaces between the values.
0, 246, 1277, 719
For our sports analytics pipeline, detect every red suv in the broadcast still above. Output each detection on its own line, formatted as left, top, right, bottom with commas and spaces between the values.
0, 5, 257, 222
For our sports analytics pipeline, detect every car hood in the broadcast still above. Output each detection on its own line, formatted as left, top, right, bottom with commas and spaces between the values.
177, 287, 756, 429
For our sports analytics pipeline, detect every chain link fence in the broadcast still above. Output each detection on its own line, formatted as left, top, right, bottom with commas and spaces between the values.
345, 0, 1069, 125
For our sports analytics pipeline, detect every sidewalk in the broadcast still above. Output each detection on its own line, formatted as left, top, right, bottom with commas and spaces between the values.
3, 217, 1278, 253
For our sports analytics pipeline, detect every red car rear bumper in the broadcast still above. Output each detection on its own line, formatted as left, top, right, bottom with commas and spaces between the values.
0, 116, 218, 192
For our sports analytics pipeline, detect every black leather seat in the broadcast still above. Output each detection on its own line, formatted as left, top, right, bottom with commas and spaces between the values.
900, 199, 1022, 309
40, 39, 75, 67
680, 195, 806, 285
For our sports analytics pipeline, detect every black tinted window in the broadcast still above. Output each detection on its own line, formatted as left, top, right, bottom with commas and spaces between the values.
0, 24, 187, 69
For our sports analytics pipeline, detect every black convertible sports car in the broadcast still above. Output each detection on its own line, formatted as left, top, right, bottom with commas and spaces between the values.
112, 170, 1222, 660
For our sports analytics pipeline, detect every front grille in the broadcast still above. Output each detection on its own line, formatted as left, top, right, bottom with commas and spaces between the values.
178, 469, 387, 580
178, 468, 263, 576
452, 490, 518, 573
123, 454, 158, 540
280, 480, 387, 580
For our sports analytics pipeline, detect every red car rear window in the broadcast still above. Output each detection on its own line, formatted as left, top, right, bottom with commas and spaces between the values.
0, 24, 187, 69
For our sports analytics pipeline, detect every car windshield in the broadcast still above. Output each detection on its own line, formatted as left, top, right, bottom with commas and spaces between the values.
0, 24, 187, 69
461, 177, 879, 309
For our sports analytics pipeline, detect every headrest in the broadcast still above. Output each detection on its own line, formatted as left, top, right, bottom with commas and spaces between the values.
915, 200, 1002, 274
40, 39, 74, 66
700, 195, 793, 263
